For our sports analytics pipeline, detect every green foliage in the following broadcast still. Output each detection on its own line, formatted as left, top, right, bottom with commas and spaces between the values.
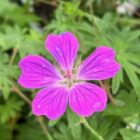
0, 124, 12, 140
67, 109, 81, 140
0, 0, 140, 140
15, 118, 47, 140
104, 90, 140, 139
0, 0, 39, 25
0, 25, 26, 51
0, 53, 19, 99
120, 129, 140, 140
0, 96, 24, 123
104, 90, 140, 117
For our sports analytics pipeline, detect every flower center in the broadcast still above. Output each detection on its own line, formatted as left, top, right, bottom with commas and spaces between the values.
65, 70, 73, 88
65, 70, 72, 79
60, 70, 82, 88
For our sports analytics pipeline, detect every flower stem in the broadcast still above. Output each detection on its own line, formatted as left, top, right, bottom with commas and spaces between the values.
99, 80, 116, 106
81, 117, 105, 140
9, 48, 18, 66
11, 84, 50, 139
37, 117, 52, 140
11, 86, 31, 105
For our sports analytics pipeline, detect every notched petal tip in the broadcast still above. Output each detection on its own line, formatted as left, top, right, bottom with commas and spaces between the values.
17, 75, 27, 88
77, 46, 121, 80
114, 62, 121, 72
18, 55, 62, 89
18, 54, 39, 69
69, 82, 107, 117
45, 32, 79, 71
32, 87, 69, 120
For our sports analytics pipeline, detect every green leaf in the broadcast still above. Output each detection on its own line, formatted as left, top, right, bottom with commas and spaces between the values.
124, 114, 140, 126
48, 118, 60, 127
104, 90, 140, 118
0, 124, 12, 140
112, 68, 123, 94
0, 0, 39, 25
0, 53, 19, 99
54, 123, 74, 140
98, 117, 121, 140
120, 128, 140, 140
0, 25, 26, 51
0, 96, 24, 123
67, 109, 81, 140
122, 60, 140, 97
15, 118, 47, 140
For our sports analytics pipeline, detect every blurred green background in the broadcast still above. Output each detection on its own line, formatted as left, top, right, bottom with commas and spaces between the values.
0, 0, 140, 140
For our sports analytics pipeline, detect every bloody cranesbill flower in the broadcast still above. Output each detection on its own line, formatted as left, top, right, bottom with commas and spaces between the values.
18, 32, 120, 120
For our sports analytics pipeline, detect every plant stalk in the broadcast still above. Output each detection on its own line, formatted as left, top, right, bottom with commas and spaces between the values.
11, 85, 50, 139
99, 80, 116, 106
81, 117, 105, 140
9, 48, 18, 66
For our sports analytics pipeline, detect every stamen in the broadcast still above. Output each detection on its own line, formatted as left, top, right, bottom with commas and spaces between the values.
59, 69, 84, 89
65, 70, 72, 78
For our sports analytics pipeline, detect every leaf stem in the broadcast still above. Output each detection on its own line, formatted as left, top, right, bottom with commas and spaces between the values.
11, 86, 31, 105
11, 85, 50, 139
99, 80, 116, 106
9, 48, 18, 66
37, 117, 50, 139
81, 117, 105, 140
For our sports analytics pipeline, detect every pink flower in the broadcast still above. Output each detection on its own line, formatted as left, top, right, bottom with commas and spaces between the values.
18, 32, 120, 120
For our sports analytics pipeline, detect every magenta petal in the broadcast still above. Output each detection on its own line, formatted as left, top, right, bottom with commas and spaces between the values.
69, 82, 107, 117
18, 55, 62, 89
45, 32, 79, 71
32, 86, 68, 120
77, 46, 120, 80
